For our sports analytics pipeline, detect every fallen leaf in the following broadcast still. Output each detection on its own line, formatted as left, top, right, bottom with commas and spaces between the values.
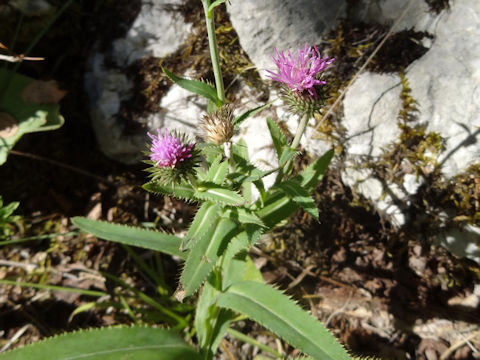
0, 112, 18, 138
22, 80, 67, 104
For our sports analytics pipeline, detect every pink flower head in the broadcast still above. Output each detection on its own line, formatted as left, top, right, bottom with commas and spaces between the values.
148, 129, 194, 168
266, 44, 334, 98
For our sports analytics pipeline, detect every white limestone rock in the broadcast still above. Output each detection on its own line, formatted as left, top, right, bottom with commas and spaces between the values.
226, 0, 345, 79
341, 0, 480, 262
85, 0, 191, 163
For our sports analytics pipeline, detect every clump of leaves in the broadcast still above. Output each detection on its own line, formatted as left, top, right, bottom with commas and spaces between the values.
0, 196, 20, 238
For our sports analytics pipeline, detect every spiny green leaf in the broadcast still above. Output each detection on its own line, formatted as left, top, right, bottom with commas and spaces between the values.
222, 250, 263, 290
198, 143, 224, 164
163, 67, 222, 107
183, 202, 221, 250
195, 183, 245, 206
223, 207, 265, 227
180, 217, 237, 297
278, 146, 300, 168
276, 180, 319, 220
266, 117, 288, 161
195, 277, 234, 358
256, 191, 298, 229
233, 102, 272, 129
72, 217, 186, 260
205, 155, 228, 185
217, 281, 352, 360
293, 149, 334, 193
0, 326, 201, 360
143, 181, 196, 203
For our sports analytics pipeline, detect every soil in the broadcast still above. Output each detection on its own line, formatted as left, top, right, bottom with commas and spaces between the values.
1, 0, 479, 359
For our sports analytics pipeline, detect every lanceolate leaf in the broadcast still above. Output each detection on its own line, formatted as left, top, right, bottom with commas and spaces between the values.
195, 278, 233, 358
223, 207, 265, 227
143, 181, 196, 203
256, 191, 298, 229
205, 155, 228, 185
293, 149, 334, 193
0, 326, 201, 360
183, 202, 220, 250
181, 217, 237, 297
163, 67, 222, 107
278, 146, 300, 168
276, 180, 319, 220
266, 117, 288, 160
72, 217, 185, 259
233, 102, 272, 129
195, 183, 245, 206
217, 281, 352, 360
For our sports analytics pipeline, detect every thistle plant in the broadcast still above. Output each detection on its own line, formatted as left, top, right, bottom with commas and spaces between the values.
2, 1, 353, 360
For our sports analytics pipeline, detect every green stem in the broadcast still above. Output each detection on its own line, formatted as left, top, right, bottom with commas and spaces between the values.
274, 113, 310, 184
226, 328, 283, 358
202, 0, 225, 103
290, 113, 309, 150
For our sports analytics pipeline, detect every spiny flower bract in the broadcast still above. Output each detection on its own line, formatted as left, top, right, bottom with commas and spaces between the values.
148, 128, 194, 167
266, 43, 334, 99
267, 44, 334, 116
145, 129, 198, 184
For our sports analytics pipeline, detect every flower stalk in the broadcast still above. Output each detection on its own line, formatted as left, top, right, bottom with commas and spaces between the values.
202, 0, 225, 104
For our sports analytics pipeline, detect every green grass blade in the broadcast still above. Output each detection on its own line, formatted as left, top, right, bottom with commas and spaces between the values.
71, 217, 186, 260
0, 279, 106, 297
0, 326, 201, 360
217, 281, 352, 360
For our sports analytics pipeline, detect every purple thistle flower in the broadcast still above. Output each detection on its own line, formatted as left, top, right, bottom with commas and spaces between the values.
266, 44, 334, 98
148, 129, 194, 168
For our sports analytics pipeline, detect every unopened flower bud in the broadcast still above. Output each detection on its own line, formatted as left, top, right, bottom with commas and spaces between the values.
200, 105, 235, 145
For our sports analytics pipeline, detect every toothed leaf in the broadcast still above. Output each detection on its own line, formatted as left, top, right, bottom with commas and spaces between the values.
256, 191, 298, 229
233, 102, 271, 129
223, 207, 265, 227
163, 67, 222, 107
278, 146, 300, 167
222, 250, 263, 290
276, 180, 319, 220
195, 277, 234, 358
266, 117, 288, 161
292, 149, 334, 193
217, 281, 352, 360
205, 155, 228, 185
181, 216, 237, 297
143, 181, 196, 203
183, 202, 220, 250
72, 217, 185, 260
0, 326, 201, 360
195, 183, 245, 206
198, 143, 224, 164
229, 141, 269, 183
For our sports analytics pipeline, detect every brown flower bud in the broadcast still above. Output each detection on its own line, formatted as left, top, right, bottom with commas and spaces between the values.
199, 105, 235, 145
